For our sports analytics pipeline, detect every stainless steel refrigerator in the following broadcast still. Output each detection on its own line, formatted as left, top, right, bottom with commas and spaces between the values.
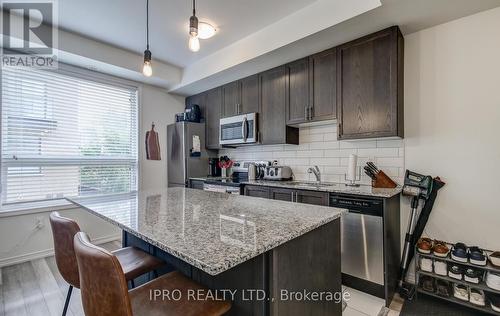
167, 122, 212, 187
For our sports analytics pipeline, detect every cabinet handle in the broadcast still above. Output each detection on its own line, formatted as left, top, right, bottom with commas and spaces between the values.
304, 107, 308, 120
291, 192, 294, 202
309, 106, 313, 120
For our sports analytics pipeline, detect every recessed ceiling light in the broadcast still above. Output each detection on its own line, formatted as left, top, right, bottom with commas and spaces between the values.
198, 22, 216, 39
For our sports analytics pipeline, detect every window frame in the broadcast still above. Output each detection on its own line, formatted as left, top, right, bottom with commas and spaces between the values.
0, 63, 141, 206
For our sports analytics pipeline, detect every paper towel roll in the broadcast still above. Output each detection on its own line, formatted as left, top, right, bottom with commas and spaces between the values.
346, 154, 358, 181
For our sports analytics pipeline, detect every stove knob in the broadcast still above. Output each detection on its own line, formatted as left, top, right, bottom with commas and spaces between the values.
270, 170, 274, 176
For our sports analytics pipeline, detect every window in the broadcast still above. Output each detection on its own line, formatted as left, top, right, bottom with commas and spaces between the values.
1, 66, 138, 205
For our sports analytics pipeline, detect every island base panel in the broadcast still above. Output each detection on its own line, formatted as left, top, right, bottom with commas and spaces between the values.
123, 219, 342, 316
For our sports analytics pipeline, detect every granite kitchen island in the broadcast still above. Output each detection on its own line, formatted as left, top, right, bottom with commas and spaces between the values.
67, 187, 345, 316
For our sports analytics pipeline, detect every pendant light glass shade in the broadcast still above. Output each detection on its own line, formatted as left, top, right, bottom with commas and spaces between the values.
188, 0, 200, 52
143, 49, 152, 76
188, 35, 200, 52
142, 0, 152, 76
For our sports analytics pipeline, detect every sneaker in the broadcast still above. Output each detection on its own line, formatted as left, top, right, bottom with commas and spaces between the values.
419, 276, 435, 293
464, 267, 482, 284
436, 279, 451, 297
417, 237, 433, 254
420, 257, 433, 272
433, 260, 447, 276
433, 240, 450, 258
486, 271, 500, 291
453, 284, 469, 301
469, 246, 487, 266
448, 263, 464, 280
451, 242, 468, 263
487, 292, 500, 312
489, 251, 500, 267
469, 288, 486, 306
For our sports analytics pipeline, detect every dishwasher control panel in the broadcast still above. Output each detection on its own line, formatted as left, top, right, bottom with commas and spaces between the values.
330, 195, 383, 216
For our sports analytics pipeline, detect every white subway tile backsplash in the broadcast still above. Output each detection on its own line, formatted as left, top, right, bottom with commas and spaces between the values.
296, 150, 324, 158
310, 141, 340, 150
324, 148, 357, 158
323, 133, 337, 142
310, 157, 341, 166
219, 124, 405, 184
339, 141, 377, 149
358, 148, 399, 158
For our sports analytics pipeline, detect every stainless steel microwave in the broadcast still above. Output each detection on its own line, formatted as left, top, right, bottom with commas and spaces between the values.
219, 113, 257, 145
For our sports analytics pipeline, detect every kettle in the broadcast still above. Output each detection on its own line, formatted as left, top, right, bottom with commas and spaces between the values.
248, 163, 257, 180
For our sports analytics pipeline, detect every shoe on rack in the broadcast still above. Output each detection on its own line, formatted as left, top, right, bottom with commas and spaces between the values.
489, 251, 500, 267
487, 292, 500, 313
448, 263, 464, 280
486, 271, 500, 291
451, 242, 468, 263
436, 279, 451, 298
464, 267, 483, 284
417, 237, 433, 254
453, 284, 469, 301
433, 240, 450, 258
434, 260, 447, 276
419, 257, 433, 272
469, 288, 486, 306
419, 276, 435, 293
469, 246, 487, 266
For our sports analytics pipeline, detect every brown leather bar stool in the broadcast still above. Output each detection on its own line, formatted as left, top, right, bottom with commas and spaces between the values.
49, 211, 164, 316
74, 231, 231, 316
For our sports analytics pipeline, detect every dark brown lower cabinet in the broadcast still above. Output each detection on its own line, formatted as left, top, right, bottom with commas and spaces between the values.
243, 185, 270, 199
189, 179, 205, 190
269, 187, 294, 202
295, 190, 329, 206
267, 187, 329, 206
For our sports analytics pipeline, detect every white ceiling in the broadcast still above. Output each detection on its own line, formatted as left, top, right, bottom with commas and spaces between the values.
57, 0, 318, 68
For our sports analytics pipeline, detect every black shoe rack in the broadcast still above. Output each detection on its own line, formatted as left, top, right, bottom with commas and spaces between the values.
415, 245, 500, 315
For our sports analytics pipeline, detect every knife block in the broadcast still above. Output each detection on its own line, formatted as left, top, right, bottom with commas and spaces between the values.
372, 171, 398, 188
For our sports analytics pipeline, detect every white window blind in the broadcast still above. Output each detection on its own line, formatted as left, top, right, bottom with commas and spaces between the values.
1, 66, 138, 205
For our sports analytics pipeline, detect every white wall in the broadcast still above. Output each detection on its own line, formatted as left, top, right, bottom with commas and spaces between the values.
404, 6, 500, 250
220, 124, 405, 185
139, 85, 185, 190
0, 83, 184, 267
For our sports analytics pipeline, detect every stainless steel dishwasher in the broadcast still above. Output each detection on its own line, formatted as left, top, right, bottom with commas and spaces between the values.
330, 194, 385, 295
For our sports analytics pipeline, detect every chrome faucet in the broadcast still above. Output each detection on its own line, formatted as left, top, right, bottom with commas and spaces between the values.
307, 166, 321, 183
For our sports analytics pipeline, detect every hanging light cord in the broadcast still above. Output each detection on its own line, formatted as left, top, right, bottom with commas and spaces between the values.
192, 0, 196, 16
146, 0, 150, 50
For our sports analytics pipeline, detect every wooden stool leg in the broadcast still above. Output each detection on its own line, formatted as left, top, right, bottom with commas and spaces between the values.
62, 285, 73, 316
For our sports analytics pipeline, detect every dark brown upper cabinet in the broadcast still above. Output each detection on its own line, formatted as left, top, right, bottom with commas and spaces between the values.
337, 26, 404, 140
309, 48, 337, 122
205, 87, 222, 149
240, 75, 259, 114
286, 51, 337, 125
259, 67, 299, 145
221, 74, 260, 118
286, 58, 310, 125
221, 81, 240, 118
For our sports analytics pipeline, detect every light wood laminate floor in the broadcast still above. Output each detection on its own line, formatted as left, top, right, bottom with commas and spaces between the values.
0, 241, 121, 316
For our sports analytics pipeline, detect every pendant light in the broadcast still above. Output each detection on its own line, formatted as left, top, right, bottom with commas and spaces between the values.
188, 0, 200, 52
142, 0, 153, 76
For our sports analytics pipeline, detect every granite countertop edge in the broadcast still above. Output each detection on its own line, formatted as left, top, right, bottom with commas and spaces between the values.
67, 197, 344, 276
190, 177, 402, 198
